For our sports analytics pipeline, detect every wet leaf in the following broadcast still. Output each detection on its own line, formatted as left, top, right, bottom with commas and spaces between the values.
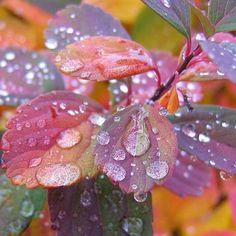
48, 175, 152, 236
169, 105, 236, 174
142, 0, 191, 38
44, 3, 130, 51
1, 91, 104, 188
208, 0, 236, 32
0, 170, 46, 236
197, 36, 236, 84
55, 36, 156, 82
164, 150, 211, 196
0, 47, 64, 106
132, 6, 184, 54
180, 33, 236, 82
94, 105, 177, 193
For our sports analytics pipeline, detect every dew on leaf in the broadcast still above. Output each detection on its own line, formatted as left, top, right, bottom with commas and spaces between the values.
80, 190, 92, 207
161, 0, 171, 8
182, 124, 196, 138
104, 163, 126, 182
97, 131, 110, 145
20, 199, 34, 218
112, 149, 126, 161
123, 130, 150, 157
146, 160, 169, 180
89, 113, 105, 126
198, 133, 210, 143
121, 217, 143, 236
29, 157, 42, 168
133, 192, 147, 203
56, 129, 82, 149
220, 171, 232, 180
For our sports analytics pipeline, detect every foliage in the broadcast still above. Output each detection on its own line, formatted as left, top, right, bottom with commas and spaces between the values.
0, 0, 236, 235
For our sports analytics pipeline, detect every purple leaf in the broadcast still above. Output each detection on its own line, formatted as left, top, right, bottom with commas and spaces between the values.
142, 0, 191, 38
170, 105, 236, 174
94, 105, 178, 193
198, 38, 236, 84
208, 0, 236, 32
164, 150, 211, 196
48, 176, 152, 236
44, 3, 130, 51
0, 47, 64, 106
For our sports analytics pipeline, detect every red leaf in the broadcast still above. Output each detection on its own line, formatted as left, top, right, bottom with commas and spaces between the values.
1, 91, 104, 188
94, 105, 178, 193
55, 36, 156, 81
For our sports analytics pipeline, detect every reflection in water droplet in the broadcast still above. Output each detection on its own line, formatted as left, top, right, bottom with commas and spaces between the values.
123, 130, 150, 157
134, 192, 147, 203
121, 217, 143, 236
146, 161, 169, 180
97, 131, 110, 145
104, 163, 126, 182
57, 129, 82, 148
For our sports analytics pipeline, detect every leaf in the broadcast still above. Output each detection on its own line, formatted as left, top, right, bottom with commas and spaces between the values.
0, 170, 46, 236
55, 36, 156, 82
187, 1, 215, 36
181, 33, 236, 82
198, 37, 236, 83
132, 6, 184, 54
142, 0, 191, 38
44, 3, 130, 51
94, 104, 178, 193
0, 47, 64, 106
208, 0, 236, 32
164, 150, 211, 196
48, 175, 152, 236
169, 105, 236, 174
1, 91, 104, 188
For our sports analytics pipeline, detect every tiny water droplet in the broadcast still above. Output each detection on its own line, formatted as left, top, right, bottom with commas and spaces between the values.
134, 192, 147, 203
121, 217, 143, 236
112, 149, 126, 161
97, 131, 110, 145
80, 190, 91, 207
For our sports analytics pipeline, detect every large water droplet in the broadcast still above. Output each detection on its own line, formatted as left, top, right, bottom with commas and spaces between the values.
123, 130, 150, 157
56, 129, 82, 148
146, 161, 169, 180
97, 131, 110, 145
121, 217, 143, 236
104, 163, 126, 182
60, 59, 84, 73
45, 38, 58, 50
89, 113, 105, 126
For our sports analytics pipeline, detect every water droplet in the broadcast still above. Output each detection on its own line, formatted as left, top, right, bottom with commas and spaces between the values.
97, 131, 110, 145
29, 157, 42, 167
80, 190, 91, 207
121, 217, 143, 236
134, 192, 147, 202
220, 171, 232, 180
37, 119, 46, 128
60, 59, 84, 73
112, 149, 126, 161
146, 161, 169, 180
161, 0, 171, 8
221, 121, 229, 128
57, 129, 82, 148
198, 133, 210, 143
27, 137, 37, 147
45, 38, 58, 50
123, 130, 150, 157
89, 113, 105, 126
21, 199, 34, 217
104, 163, 126, 181
182, 124, 196, 138
58, 210, 66, 220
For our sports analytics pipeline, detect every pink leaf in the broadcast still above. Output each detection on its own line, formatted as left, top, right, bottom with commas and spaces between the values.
1, 91, 104, 188
55, 36, 156, 82
94, 105, 178, 193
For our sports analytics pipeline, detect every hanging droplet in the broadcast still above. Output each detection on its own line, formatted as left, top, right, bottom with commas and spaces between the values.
134, 192, 147, 203
123, 130, 150, 157
56, 129, 82, 148
146, 161, 169, 180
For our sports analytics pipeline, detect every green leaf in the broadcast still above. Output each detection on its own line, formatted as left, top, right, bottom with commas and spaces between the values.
198, 39, 236, 83
48, 175, 152, 236
188, 2, 215, 36
142, 0, 191, 38
208, 0, 236, 32
0, 171, 46, 236
132, 6, 184, 54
